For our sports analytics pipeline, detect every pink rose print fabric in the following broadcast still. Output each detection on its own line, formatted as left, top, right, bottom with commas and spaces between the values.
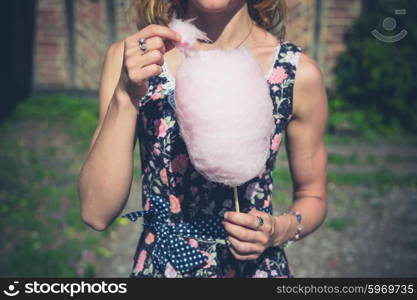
122, 42, 302, 278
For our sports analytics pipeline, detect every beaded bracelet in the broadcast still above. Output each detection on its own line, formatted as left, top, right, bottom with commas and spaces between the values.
278, 209, 303, 249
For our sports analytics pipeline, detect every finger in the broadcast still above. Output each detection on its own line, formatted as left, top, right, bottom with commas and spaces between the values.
126, 64, 162, 85
224, 211, 259, 230
248, 209, 276, 235
130, 24, 181, 46
223, 220, 262, 243
229, 246, 259, 261
136, 36, 167, 55
228, 235, 263, 256
124, 48, 164, 75
139, 50, 165, 67
140, 64, 163, 78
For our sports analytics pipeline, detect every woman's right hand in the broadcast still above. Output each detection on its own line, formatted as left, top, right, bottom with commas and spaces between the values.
115, 24, 182, 111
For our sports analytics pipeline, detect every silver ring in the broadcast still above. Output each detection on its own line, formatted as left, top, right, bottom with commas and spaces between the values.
256, 216, 264, 230
139, 38, 147, 52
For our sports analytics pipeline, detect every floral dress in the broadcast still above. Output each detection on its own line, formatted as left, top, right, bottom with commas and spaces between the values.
122, 42, 302, 278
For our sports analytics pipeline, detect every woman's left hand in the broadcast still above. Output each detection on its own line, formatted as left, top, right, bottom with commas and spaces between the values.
222, 207, 286, 261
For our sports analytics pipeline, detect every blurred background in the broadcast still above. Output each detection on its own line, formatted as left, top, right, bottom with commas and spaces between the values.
0, 0, 416, 277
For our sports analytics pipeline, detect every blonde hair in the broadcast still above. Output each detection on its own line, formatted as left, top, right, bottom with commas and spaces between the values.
127, 0, 287, 41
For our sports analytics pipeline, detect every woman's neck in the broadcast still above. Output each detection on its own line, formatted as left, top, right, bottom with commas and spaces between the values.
183, 2, 253, 50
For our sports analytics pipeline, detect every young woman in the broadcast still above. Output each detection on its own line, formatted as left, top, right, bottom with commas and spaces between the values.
78, 0, 328, 278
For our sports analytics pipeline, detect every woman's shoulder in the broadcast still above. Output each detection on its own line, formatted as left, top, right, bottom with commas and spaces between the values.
104, 39, 125, 65
289, 44, 326, 120
276, 39, 322, 83
294, 49, 323, 90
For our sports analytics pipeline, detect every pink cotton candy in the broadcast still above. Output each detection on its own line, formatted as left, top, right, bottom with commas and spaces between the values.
168, 17, 211, 56
168, 17, 275, 187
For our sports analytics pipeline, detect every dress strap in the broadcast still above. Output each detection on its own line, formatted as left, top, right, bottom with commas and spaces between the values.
267, 41, 302, 129
264, 42, 283, 80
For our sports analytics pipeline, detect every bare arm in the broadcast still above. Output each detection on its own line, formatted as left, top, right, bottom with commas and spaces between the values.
276, 53, 329, 243
77, 40, 139, 231
77, 25, 182, 231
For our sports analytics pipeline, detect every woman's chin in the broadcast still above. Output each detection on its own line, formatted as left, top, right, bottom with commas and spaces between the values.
190, 0, 241, 13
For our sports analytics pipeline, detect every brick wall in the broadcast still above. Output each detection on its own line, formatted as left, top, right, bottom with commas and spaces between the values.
286, 0, 317, 54
286, 0, 362, 87
74, 0, 107, 89
33, 0, 70, 89
33, 0, 363, 92
320, 0, 363, 86
116, 0, 137, 41
33, 0, 136, 92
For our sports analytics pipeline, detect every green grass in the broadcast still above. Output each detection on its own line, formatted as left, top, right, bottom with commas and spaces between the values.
384, 154, 417, 164
325, 99, 417, 146
326, 152, 417, 166
325, 217, 355, 231
272, 166, 417, 188
0, 94, 110, 277
327, 152, 360, 165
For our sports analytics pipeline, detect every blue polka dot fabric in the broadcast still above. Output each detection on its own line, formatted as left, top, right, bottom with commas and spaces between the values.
123, 188, 227, 274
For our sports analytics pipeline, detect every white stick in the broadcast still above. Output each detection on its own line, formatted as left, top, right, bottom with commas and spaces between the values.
233, 185, 240, 212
